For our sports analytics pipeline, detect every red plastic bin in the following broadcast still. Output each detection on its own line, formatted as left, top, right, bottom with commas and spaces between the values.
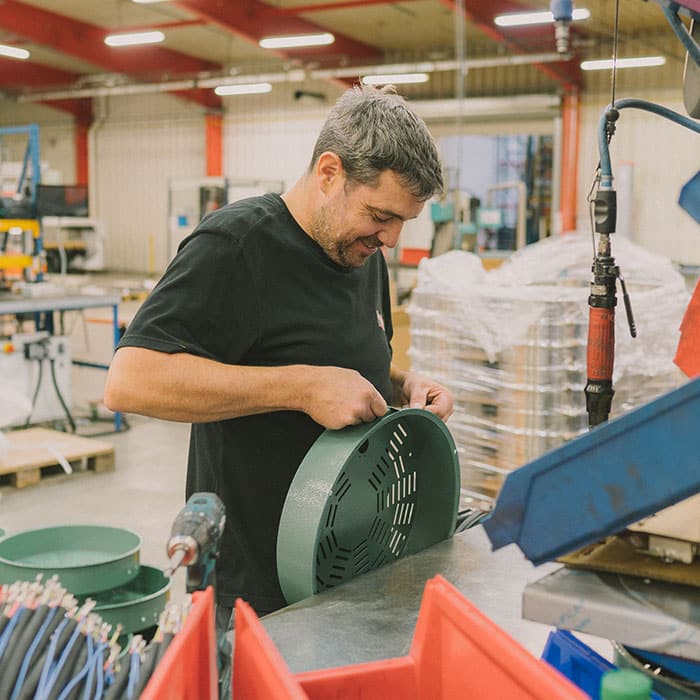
232, 575, 587, 699
141, 586, 218, 700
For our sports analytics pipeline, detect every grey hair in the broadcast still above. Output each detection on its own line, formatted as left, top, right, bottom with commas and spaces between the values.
310, 85, 444, 201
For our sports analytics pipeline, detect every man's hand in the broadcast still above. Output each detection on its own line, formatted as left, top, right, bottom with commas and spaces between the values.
391, 368, 454, 421
300, 366, 388, 430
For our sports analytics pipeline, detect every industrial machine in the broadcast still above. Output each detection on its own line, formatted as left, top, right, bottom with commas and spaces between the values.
164, 492, 226, 594
0, 332, 72, 427
0, 125, 44, 290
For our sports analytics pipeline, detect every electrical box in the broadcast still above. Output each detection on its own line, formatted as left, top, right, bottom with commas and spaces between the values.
0, 333, 72, 426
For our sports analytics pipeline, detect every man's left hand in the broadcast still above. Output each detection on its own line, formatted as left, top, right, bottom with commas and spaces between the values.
393, 370, 453, 421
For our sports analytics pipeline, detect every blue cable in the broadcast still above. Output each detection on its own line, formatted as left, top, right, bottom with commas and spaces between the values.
41, 621, 83, 699
35, 617, 71, 700
83, 640, 107, 700
82, 637, 98, 700
56, 634, 93, 700
0, 608, 27, 663
10, 606, 59, 700
126, 649, 141, 700
95, 664, 114, 700
598, 98, 700, 181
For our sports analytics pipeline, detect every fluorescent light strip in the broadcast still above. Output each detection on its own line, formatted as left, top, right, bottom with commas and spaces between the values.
104, 31, 165, 47
0, 44, 30, 60
362, 73, 430, 85
581, 56, 667, 70
214, 82, 273, 96
132, 0, 168, 3
495, 8, 590, 27
259, 33, 334, 49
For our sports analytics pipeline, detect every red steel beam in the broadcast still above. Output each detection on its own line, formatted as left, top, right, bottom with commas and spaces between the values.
436, 0, 581, 91
280, 0, 416, 13
172, 0, 382, 61
0, 0, 220, 79
560, 89, 580, 234
205, 113, 223, 177
0, 60, 78, 88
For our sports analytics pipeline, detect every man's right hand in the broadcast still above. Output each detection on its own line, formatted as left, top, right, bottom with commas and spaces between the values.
299, 366, 388, 430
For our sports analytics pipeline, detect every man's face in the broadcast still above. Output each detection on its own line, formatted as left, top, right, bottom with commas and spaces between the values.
309, 169, 424, 268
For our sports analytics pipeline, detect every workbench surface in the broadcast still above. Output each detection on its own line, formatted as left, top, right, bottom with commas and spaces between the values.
255, 526, 564, 673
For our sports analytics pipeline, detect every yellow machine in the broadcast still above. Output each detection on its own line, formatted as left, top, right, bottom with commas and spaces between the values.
0, 219, 43, 289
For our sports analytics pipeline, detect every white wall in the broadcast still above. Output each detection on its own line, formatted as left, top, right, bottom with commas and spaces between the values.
577, 90, 700, 265
1, 84, 697, 273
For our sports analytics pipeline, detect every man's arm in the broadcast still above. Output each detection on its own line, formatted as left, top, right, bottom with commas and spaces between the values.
390, 364, 454, 421
104, 346, 388, 430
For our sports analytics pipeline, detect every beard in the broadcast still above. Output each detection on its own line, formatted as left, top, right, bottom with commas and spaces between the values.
309, 196, 381, 269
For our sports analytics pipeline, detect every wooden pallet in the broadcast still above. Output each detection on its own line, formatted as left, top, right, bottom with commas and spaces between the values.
0, 428, 115, 489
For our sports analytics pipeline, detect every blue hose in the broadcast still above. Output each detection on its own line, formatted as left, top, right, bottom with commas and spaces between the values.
598, 98, 700, 181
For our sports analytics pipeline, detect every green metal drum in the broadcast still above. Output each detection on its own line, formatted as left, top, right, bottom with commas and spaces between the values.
0, 524, 141, 595
88, 565, 171, 634
277, 408, 461, 604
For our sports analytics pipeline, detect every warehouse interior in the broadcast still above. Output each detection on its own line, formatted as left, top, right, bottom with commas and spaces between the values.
0, 0, 699, 698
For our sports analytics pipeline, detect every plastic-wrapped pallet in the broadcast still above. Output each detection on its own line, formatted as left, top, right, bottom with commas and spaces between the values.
408, 232, 689, 502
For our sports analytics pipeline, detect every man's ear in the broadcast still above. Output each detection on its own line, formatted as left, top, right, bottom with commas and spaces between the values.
315, 151, 344, 193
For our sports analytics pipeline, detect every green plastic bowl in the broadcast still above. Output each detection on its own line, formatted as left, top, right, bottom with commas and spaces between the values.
0, 524, 141, 595
277, 408, 461, 604
87, 565, 171, 634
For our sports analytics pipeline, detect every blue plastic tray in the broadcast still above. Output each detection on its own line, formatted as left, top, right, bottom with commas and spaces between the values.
484, 376, 700, 565
542, 629, 664, 700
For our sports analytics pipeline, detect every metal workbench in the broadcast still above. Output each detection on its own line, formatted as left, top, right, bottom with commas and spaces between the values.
0, 291, 123, 431
254, 527, 564, 673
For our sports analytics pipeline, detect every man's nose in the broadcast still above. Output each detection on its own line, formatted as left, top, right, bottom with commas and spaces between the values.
377, 221, 403, 249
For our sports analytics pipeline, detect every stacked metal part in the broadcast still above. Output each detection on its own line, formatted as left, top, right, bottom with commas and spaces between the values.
408, 233, 690, 503
0, 575, 193, 700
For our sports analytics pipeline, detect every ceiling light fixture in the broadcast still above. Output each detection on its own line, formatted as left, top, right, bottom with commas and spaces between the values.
495, 8, 590, 27
131, 0, 169, 3
104, 31, 165, 47
214, 82, 273, 96
0, 44, 30, 60
362, 73, 430, 85
259, 33, 334, 49
581, 56, 667, 70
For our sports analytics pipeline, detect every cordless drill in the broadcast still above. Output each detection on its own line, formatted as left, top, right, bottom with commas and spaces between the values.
164, 492, 226, 594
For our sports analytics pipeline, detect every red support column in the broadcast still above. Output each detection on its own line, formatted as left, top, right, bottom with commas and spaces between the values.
75, 121, 89, 186
560, 90, 580, 234
205, 113, 223, 177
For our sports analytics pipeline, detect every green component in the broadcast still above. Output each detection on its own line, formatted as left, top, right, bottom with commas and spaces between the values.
277, 408, 460, 605
601, 669, 653, 700
0, 525, 141, 595
430, 201, 454, 223
86, 565, 171, 634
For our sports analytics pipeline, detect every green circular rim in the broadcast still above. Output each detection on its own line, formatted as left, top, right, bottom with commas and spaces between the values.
277, 408, 460, 604
0, 524, 142, 595
87, 565, 171, 634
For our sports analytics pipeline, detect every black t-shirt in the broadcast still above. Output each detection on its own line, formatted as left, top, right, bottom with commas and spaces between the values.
118, 193, 395, 612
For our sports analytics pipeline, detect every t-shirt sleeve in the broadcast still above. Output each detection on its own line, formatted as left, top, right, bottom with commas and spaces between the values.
118, 231, 259, 363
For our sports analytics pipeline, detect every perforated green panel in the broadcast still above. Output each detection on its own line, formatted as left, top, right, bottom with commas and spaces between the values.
277, 408, 460, 604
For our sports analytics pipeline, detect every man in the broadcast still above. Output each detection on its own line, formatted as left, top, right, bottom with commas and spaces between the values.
104, 85, 453, 625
